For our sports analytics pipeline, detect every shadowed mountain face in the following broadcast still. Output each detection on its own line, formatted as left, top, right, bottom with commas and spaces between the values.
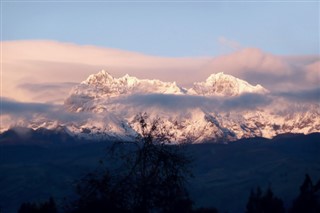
0, 127, 78, 145
0, 133, 319, 212
2, 71, 319, 143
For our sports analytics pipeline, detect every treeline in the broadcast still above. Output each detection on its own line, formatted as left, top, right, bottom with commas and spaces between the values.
13, 116, 320, 213
246, 174, 320, 213
16, 174, 320, 213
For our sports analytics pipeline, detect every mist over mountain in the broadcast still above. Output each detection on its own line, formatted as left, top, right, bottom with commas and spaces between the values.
1, 70, 319, 143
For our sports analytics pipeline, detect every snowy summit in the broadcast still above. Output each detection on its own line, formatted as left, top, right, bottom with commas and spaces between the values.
4, 70, 318, 143
189, 72, 268, 96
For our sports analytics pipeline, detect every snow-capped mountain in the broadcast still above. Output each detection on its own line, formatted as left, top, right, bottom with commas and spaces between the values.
189, 72, 268, 96
65, 70, 185, 112
3, 70, 320, 143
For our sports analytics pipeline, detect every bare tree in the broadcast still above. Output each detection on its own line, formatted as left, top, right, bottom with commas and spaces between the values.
68, 113, 192, 213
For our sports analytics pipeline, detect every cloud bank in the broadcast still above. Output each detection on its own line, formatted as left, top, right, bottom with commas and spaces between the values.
275, 87, 320, 103
1, 86, 318, 132
2, 40, 319, 103
114, 93, 273, 112
1, 97, 89, 124
2, 87, 318, 123
1, 97, 57, 115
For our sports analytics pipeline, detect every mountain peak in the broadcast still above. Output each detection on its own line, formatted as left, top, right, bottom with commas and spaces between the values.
83, 70, 114, 85
191, 72, 268, 96
76, 70, 268, 98
65, 70, 186, 111
11, 69, 318, 143
120, 74, 139, 86
205, 72, 234, 83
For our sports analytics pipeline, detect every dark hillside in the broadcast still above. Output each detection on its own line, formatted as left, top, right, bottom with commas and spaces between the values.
0, 132, 319, 212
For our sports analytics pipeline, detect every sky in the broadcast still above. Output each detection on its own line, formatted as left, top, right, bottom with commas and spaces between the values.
0, 1, 319, 105
2, 1, 319, 57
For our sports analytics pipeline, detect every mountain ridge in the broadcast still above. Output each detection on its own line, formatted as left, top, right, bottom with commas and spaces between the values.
78, 70, 268, 97
189, 72, 268, 96
3, 70, 319, 143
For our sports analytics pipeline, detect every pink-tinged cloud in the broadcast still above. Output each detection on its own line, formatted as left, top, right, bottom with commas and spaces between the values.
202, 48, 291, 76
2, 40, 318, 103
218, 36, 242, 51
305, 61, 320, 84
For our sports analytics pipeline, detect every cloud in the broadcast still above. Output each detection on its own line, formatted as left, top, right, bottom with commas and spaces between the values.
218, 36, 241, 51
202, 48, 291, 76
2, 40, 209, 103
0, 97, 90, 123
114, 93, 273, 112
2, 40, 319, 104
305, 61, 320, 84
112, 89, 319, 113
18, 82, 76, 93
1, 87, 318, 132
17, 82, 78, 103
275, 87, 320, 103
115, 94, 211, 111
221, 93, 273, 111
200, 48, 319, 92
1, 97, 58, 114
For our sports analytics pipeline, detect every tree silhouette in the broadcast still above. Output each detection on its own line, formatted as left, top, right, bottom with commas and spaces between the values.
246, 186, 284, 213
192, 207, 219, 213
290, 174, 320, 213
18, 197, 57, 213
67, 114, 193, 213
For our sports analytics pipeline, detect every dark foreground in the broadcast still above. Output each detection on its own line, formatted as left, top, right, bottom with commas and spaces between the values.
0, 132, 319, 212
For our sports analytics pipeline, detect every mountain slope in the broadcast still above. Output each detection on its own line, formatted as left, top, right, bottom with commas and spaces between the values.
1, 133, 319, 212
189, 72, 268, 96
65, 70, 185, 112
3, 70, 319, 143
